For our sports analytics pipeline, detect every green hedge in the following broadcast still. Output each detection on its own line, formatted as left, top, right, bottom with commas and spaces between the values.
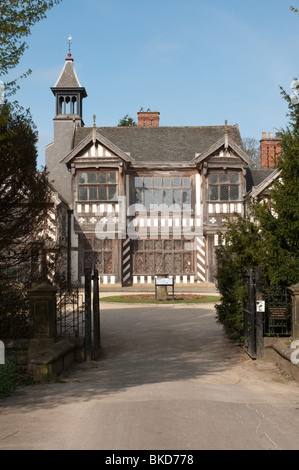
0, 360, 18, 397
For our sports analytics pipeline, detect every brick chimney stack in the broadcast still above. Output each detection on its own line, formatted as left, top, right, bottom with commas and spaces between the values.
260, 131, 281, 168
138, 108, 160, 127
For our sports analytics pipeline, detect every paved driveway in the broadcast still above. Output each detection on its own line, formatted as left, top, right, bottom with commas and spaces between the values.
0, 302, 299, 450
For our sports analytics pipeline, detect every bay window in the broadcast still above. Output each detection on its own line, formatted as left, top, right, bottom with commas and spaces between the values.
78, 171, 117, 201
134, 175, 191, 209
208, 172, 240, 201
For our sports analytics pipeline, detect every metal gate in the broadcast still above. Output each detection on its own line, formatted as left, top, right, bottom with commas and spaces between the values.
244, 267, 264, 359
264, 286, 292, 337
84, 268, 101, 361
56, 287, 85, 338
244, 267, 292, 359
56, 269, 101, 361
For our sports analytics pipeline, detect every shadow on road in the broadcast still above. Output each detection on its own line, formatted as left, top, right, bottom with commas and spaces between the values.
1, 303, 246, 411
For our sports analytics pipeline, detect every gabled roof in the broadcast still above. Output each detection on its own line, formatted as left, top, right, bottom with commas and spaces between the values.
60, 129, 135, 166
249, 168, 280, 199
192, 135, 255, 166
72, 124, 243, 163
246, 168, 276, 192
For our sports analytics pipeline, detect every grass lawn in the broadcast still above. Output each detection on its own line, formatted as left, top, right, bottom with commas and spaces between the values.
100, 294, 220, 304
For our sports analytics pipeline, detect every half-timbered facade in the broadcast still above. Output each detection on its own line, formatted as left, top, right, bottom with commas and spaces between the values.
46, 54, 256, 286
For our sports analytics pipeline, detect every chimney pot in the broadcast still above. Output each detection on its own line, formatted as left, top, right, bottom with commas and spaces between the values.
138, 110, 160, 127
260, 130, 281, 169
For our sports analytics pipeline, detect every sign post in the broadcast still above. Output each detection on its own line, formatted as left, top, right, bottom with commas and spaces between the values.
155, 277, 174, 301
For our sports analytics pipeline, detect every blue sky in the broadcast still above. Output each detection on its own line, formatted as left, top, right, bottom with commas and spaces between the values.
3, 0, 299, 169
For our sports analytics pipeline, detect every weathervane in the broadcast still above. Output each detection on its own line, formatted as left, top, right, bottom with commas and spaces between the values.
66, 35, 73, 60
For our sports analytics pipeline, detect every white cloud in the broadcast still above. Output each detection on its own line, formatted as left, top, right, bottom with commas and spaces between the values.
145, 38, 182, 58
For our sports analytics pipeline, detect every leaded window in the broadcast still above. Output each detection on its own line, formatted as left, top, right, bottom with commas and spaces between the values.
133, 175, 192, 209
82, 236, 114, 274
134, 239, 193, 275
78, 171, 117, 201
208, 172, 240, 201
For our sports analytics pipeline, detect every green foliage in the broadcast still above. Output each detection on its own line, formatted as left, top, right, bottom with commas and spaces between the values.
0, 360, 18, 397
118, 114, 137, 127
0, 1, 67, 340
216, 86, 299, 335
0, 103, 66, 334
215, 215, 261, 335
0, 283, 30, 339
100, 295, 220, 304
0, 0, 62, 94
0, 102, 51, 275
215, 250, 246, 336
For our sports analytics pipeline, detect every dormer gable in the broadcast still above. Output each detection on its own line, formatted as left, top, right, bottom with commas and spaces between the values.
60, 129, 134, 169
192, 135, 255, 168
250, 168, 280, 200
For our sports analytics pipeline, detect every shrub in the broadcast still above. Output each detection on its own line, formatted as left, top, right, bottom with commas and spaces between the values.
0, 283, 30, 339
215, 86, 299, 335
0, 360, 18, 397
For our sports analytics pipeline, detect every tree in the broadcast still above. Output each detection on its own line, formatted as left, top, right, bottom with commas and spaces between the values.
0, 102, 54, 338
215, 215, 263, 335
215, 86, 299, 335
0, 0, 64, 276
0, 102, 51, 279
0, 1, 66, 339
0, 0, 62, 93
242, 137, 260, 168
273, 86, 299, 252
118, 114, 137, 127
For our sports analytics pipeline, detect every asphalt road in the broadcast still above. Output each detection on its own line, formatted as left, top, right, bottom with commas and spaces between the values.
0, 302, 299, 451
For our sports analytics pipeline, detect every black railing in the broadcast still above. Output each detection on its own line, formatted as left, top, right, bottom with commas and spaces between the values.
84, 268, 101, 361
244, 268, 292, 360
264, 287, 292, 337
56, 287, 85, 338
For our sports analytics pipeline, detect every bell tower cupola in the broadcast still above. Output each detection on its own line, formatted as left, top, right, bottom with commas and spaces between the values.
46, 38, 87, 204
51, 36, 87, 126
